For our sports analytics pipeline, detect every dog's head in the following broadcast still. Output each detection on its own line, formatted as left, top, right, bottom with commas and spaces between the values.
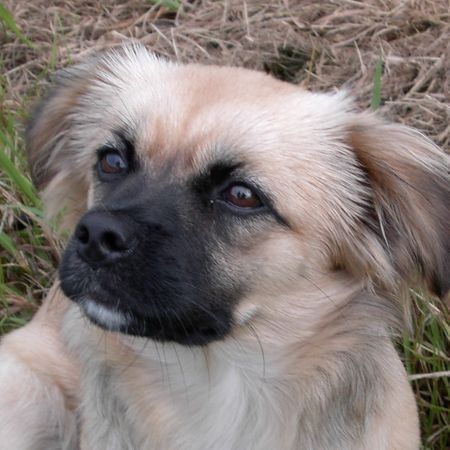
27, 45, 449, 346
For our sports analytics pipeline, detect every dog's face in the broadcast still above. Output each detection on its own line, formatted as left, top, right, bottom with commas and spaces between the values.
27, 46, 449, 346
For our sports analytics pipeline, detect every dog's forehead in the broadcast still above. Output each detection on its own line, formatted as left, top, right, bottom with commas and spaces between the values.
90, 49, 354, 178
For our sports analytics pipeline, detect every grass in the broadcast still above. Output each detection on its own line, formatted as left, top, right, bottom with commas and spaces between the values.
0, 2, 449, 448
149, 0, 181, 11
370, 59, 383, 111
402, 294, 450, 448
0, 3, 33, 47
0, 21, 61, 331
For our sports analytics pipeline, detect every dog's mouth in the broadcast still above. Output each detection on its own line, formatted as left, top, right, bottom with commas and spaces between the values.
76, 294, 230, 346
60, 263, 233, 346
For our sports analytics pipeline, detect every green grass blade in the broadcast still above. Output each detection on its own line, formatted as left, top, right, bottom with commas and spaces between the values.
149, 0, 181, 11
0, 231, 17, 257
0, 113, 27, 166
0, 4, 34, 48
371, 59, 383, 110
0, 132, 40, 207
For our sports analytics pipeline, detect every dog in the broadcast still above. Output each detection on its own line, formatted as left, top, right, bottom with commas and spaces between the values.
0, 44, 448, 450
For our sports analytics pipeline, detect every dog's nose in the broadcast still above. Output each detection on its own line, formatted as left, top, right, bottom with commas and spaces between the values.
74, 212, 136, 265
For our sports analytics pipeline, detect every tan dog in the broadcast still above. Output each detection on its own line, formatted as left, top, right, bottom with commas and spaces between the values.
0, 45, 448, 450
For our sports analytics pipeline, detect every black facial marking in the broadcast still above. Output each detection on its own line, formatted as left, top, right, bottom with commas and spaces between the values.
60, 153, 284, 345
60, 170, 244, 345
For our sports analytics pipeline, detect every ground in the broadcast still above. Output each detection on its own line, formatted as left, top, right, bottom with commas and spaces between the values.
0, 1, 448, 448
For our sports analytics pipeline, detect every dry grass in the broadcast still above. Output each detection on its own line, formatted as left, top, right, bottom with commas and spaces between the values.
2, 0, 449, 148
1, 1, 449, 448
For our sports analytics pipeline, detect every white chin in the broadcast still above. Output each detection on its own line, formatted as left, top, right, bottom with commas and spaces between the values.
81, 298, 130, 330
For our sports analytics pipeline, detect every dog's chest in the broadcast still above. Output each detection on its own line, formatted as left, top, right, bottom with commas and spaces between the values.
78, 353, 300, 450
62, 312, 299, 450
62, 307, 384, 450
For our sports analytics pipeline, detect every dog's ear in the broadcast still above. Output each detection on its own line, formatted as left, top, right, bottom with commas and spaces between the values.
26, 63, 96, 228
341, 115, 449, 299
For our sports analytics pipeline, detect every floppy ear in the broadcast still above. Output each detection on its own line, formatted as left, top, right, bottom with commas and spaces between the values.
26, 63, 96, 229
344, 115, 449, 299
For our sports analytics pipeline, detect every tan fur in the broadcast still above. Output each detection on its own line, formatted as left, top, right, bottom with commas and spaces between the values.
0, 45, 448, 449
0, 286, 79, 449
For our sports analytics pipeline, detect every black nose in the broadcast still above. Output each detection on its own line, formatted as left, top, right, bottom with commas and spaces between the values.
74, 211, 136, 266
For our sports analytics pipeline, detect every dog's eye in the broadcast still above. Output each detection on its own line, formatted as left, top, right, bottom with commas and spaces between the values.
98, 151, 128, 176
221, 183, 262, 209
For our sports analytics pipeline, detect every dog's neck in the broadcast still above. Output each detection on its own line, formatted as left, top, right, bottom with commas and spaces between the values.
62, 279, 402, 449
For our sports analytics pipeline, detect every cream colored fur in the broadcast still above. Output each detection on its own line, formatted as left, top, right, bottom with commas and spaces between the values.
0, 45, 448, 449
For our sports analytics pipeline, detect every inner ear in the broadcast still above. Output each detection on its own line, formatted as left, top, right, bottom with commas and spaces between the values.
347, 115, 449, 299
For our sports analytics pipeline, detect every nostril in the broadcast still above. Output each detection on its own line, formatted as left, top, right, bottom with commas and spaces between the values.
73, 212, 136, 265
75, 224, 89, 244
101, 230, 128, 252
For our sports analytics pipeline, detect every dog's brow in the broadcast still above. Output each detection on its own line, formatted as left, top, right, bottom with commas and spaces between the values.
112, 130, 135, 154
192, 160, 242, 191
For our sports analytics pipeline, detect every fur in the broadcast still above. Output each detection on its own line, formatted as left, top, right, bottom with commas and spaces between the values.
0, 44, 448, 449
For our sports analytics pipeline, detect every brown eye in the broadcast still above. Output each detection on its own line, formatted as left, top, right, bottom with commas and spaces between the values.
99, 151, 128, 175
222, 184, 262, 209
